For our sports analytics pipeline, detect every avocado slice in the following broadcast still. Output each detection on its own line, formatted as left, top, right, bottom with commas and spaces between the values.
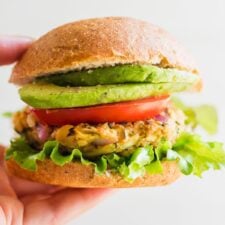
20, 82, 192, 108
36, 64, 198, 86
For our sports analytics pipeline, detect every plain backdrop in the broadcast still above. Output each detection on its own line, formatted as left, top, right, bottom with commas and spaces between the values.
0, 1, 225, 225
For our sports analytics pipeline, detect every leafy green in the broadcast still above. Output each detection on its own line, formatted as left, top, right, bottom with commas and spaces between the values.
172, 97, 218, 134
172, 133, 225, 176
167, 150, 193, 175
119, 146, 155, 181
6, 132, 225, 182
145, 161, 163, 174
1, 112, 13, 118
6, 138, 108, 174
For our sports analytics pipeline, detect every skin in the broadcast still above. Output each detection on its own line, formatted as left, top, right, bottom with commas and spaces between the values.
0, 36, 112, 225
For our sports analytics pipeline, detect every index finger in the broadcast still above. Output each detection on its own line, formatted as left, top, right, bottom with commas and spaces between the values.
0, 36, 33, 65
22, 188, 113, 225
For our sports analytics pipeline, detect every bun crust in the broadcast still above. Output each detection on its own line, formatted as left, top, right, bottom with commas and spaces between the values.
6, 159, 181, 188
10, 17, 198, 85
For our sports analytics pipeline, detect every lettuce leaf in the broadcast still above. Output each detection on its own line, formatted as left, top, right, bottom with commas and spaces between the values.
5, 138, 108, 174
119, 146, 155, 181
6, 132, 225, 182
172, 97, 218, 134
1, 111, 13, 118
171, 133, 225, 176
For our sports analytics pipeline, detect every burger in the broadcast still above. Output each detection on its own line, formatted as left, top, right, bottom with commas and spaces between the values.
5, 17, 225, 187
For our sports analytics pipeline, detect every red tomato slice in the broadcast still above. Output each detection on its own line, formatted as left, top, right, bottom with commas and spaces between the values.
31, 96, 170, 125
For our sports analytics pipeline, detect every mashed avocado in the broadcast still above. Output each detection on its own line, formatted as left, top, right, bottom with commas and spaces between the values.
20, 82, 191, 108
20, 64, 199, 108
37, 64, 199, 86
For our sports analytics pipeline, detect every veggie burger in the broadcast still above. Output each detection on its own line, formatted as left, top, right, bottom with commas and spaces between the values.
6, 17, 225, 187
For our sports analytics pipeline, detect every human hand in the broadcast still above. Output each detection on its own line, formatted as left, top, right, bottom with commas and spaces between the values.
0, 37, 112, 225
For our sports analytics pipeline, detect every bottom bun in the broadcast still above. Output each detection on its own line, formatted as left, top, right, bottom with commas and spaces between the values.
6, 159, 181, 188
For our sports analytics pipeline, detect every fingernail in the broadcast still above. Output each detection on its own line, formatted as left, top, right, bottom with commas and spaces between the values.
0, 35, 34, 43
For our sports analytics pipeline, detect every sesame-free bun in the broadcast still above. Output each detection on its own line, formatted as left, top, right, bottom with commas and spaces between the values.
10, 17, 199, 85
6, 159, 181, 188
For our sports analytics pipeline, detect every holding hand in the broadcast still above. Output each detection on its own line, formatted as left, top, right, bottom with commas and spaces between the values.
0, 37, 111, 225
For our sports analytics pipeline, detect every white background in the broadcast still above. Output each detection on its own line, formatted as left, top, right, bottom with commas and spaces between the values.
0, 1, 225, 225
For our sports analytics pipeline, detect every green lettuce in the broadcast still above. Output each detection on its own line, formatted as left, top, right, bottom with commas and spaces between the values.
172, 97, 218, 134
1, 111, 13, 118
170, 133, 225, 176
6, 132, 225, 182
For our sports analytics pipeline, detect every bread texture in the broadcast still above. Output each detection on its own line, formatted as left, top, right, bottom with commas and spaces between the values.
6, 159, 181, 188
10, 17, 198, 85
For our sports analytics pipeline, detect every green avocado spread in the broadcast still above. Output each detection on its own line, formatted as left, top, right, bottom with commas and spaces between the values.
20, 64, 199, 108
20, 82, 191, 108
37, 64, 198, 86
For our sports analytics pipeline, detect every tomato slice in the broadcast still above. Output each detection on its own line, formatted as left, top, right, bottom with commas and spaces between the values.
31, 96, 169, 125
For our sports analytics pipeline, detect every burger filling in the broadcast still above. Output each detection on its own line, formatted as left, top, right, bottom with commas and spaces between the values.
13, 106, 185, 157
6, 64, 225, 182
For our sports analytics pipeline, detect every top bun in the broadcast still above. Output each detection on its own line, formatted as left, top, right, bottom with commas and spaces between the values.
10, 17, 199, 85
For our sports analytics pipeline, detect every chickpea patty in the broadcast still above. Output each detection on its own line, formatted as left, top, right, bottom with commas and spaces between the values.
13, 106, 186, 157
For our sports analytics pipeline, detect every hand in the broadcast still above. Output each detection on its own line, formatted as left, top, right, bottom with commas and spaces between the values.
0, 36, 32, 65
0, 37, 112, 225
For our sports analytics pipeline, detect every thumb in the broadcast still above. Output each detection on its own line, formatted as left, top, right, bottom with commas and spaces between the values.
0, 35, 33, 65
